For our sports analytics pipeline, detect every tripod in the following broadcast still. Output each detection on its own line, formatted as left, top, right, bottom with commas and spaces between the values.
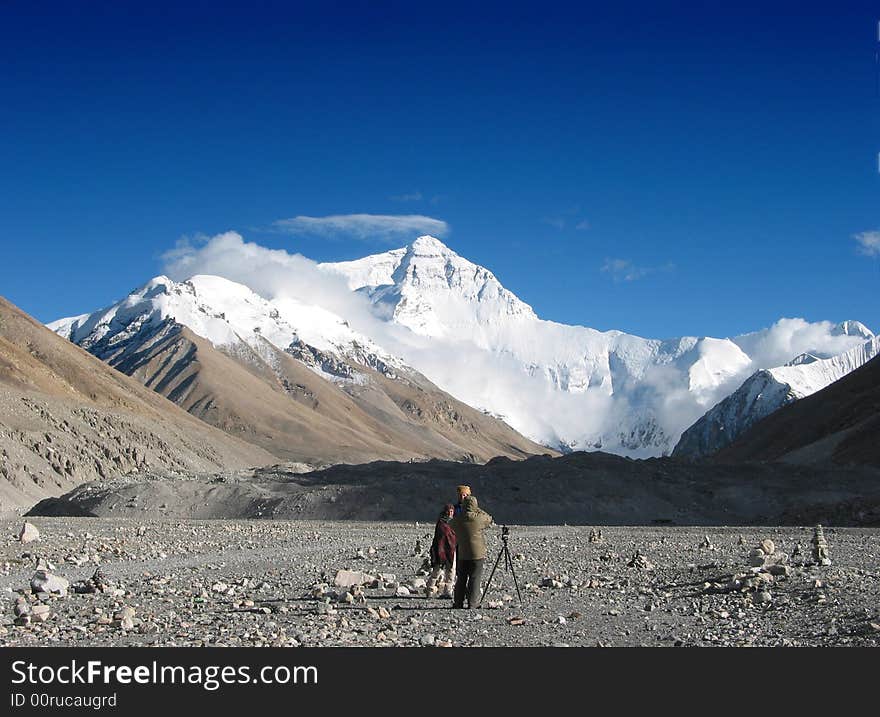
478, 526, 523, 607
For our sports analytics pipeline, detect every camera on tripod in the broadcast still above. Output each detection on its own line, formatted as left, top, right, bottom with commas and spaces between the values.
478, 524, 521, 607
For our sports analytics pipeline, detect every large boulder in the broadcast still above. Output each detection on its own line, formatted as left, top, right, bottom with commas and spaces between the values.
18, 522, 40, 544
31, 570, 70, 598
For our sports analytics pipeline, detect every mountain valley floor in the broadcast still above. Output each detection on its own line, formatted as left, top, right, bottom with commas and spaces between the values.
2, 518, 879, 647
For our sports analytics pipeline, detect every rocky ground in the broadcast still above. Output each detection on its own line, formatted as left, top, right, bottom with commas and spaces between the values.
2, 517, 879, 647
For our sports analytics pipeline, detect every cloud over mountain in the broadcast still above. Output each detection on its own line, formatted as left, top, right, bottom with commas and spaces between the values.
272, 213, 448, 241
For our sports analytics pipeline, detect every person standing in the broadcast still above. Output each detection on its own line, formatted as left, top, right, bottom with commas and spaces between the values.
426, 504, 457, 598
454, 485, 471, 515
449, 494, 493, 609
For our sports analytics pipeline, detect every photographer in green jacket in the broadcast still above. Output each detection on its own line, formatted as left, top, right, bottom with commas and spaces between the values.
449, 494, 494, 608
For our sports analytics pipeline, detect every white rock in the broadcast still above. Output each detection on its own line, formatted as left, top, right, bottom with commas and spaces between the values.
333, 570, 375, 588
19, 522, 40, 544
748, 549, 766, 567
31, 604, 52, 622
31, 570, 69, 597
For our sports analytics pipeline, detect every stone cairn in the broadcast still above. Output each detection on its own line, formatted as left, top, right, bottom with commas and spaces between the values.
812, 525, 831, 566
701, 537, 791, 606
72, 568, 112, 595
627, 551, 654, 571
588, 529, 603, 544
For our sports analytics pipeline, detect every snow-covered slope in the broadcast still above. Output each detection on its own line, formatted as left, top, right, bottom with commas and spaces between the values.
323, 235, 536, 337
51, 235, 874, 458
48, 273, 548, 463
673, 336, 880, 460
50, 274, 404, 383
320, 236, 873, 455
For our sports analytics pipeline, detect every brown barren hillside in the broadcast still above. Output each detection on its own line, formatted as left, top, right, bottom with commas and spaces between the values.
714, 354, 880, 466
0, 297, 274, 509
98, 319, 549, 464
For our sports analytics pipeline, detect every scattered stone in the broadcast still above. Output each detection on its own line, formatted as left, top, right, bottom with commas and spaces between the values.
31, 604, 52, 622
0, 520, 872, 648
108, 606, 137, 630
333, 570, 375, 588
18, 522, 40, 544
540, 577, 564, 589
30, 570, 69, 598
627, 552, 654, 571
73, 568, 113, 595
748, 548, 766, 567
760, 539, 776, 555
589, 529, 603, 544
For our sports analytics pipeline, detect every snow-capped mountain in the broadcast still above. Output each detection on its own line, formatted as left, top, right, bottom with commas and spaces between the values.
323, 235, 537, 337
320, 236, 873, 455
49, 272, 546, 464
50, 274, 404, 383
51, 234, 874, 459
672, 335, 880, 460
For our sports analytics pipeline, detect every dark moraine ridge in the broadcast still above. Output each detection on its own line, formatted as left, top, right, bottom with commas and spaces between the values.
29, 451, 880, 526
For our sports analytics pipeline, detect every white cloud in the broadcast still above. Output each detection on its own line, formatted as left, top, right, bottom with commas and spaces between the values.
601, 258, 674, 282
161, 231, 382, 332
575, 219, 591, 231
854, 230, 880, 257
732, 317, 869, 369
272, 213, 448, 241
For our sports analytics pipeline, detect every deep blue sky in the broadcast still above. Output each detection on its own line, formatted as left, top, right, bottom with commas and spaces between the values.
1, 1, 878, 338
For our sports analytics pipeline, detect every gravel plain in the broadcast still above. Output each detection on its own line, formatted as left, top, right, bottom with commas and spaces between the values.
2, 517, 879, 647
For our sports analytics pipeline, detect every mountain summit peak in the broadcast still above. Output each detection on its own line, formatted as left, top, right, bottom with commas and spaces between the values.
409, 235, 451, 253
